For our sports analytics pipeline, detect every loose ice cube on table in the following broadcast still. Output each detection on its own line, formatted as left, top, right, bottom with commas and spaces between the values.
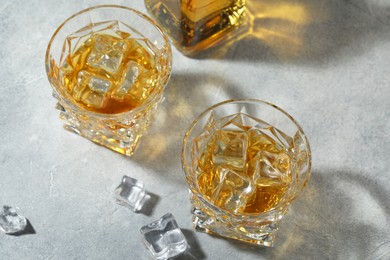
87, 34, 127, 75
114, 176, 147, 212
140, 213, 188, 260
0, 206, 27, 234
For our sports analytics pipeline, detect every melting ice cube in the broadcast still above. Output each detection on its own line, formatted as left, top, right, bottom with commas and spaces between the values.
111, 61, 140, 100
114, 176, 147, 212
211, 168, 254, 213
140, 213, 188, 260
0, 206, 27, 234
73, 70, 111, 109
87, 34, 127, 75
212, 129, 248, 169
252, 151, 292, 186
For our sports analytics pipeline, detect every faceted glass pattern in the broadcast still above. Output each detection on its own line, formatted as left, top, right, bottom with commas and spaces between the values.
0, 206, 27, 234
114, 176, 147, 212
182, 100, 311, 246
140, 213, 188, 259
46, 6, 171, 156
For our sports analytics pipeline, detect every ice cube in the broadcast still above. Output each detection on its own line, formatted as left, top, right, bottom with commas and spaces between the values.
87, 34, 127, 75
0, 206, 27, 234
211, 167, 254, 213
73, 70, 111, 109
114, 176, 147, 212
88, 75, 111, 94
252, 151, 292, 186
245, 151, 292, 213
247, 127, 289, 158
140, 213, 188, 260
111, 61, 140, 100
212, 129, 248, 169
126, 38, 158, 70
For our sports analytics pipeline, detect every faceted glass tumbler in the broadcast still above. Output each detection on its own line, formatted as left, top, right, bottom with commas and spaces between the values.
45, 5, 172, 156
181, 99, 311, 246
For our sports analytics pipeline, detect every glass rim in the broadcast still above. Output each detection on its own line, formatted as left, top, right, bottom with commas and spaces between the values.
45, 4, 172, 119
181, 98, 312, 218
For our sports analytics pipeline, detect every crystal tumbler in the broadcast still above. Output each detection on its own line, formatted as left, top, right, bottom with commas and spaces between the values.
182, 99, 311, 246
45, 5, 172, 156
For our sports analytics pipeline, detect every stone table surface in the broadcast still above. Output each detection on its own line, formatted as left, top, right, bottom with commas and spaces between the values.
1, 0, 389, 259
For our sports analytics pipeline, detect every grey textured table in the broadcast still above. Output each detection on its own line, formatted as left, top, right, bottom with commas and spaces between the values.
1, 0, 389, 259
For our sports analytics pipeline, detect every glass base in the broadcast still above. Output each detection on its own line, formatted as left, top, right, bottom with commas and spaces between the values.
54, 95, 161, 156
64, 124, 138, 156
191, 200, 286, 247
192, 208, 278, 247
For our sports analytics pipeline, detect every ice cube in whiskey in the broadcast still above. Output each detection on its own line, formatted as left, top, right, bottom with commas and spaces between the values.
196, 113, 294, 214
59, 21, 161, 114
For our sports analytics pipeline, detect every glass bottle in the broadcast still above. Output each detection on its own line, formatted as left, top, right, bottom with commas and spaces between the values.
145, 0, 246, 56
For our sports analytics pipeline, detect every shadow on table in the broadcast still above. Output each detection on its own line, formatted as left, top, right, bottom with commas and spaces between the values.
220, 169, 390, 258
8, 219, 36, 236
132, 72, 242, 183
171, 229, 207, 260
191, 0, 390, 66
139, 192, 160, 216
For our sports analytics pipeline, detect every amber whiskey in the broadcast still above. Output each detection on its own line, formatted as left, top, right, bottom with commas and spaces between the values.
195, 113, 292, 214
59, 20, 160, 114
145, 0, 246, 55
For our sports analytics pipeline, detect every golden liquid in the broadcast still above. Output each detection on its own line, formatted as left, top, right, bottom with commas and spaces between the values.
145, 0, 245, 54
59, 23, 159, 114
196, 117, 292, 214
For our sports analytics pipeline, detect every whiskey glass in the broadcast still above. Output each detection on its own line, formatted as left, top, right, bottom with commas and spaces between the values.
182, 99, 311, 246
45, 5, 172, 156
